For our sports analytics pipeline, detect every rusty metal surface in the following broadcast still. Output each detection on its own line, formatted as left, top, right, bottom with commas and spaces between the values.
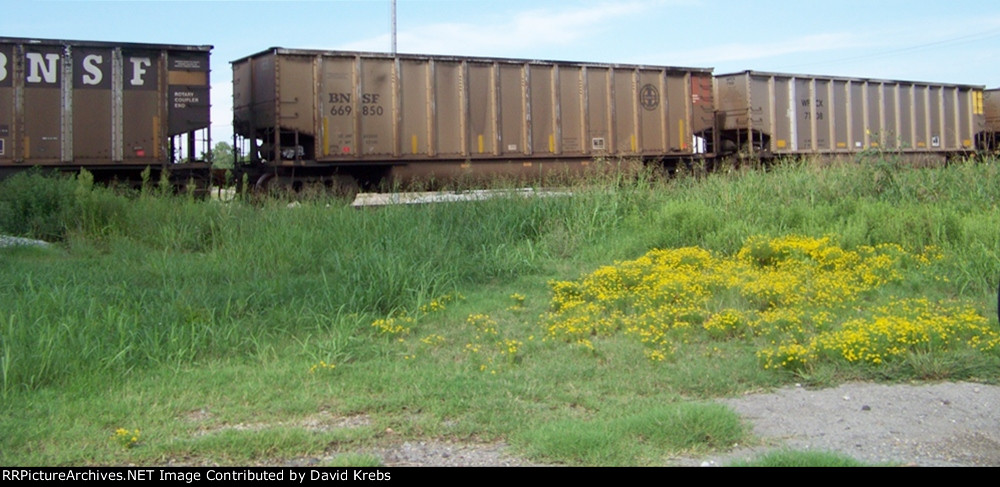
714, 70, 986, 155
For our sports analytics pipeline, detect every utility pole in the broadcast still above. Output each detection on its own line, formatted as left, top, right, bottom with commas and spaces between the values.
391, 0, 397, 55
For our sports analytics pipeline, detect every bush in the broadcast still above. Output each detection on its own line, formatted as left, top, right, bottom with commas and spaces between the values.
0, 169, 78, 240
0, 169, 135, 242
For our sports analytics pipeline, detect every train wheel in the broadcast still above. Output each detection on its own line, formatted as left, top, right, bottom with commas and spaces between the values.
254, 173, 276, 192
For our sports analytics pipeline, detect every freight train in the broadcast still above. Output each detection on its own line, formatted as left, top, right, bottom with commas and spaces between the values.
1, 36, 996, 190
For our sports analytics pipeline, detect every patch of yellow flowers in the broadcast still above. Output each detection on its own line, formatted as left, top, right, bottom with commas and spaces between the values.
418, 293, 463, 314
464, 313, 525, 373
508, 293, 527, 311
112, 428, 140, 449
371, 315, 415, 336
372, 293, 464, 336
542, 235, 998, 370
309, 360, 337, 373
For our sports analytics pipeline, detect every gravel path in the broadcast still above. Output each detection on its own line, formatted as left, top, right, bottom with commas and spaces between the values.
684, 381, 1000, 467
354, 381, 1000, 467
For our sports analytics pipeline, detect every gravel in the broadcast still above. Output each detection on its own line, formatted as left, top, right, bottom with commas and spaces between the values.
695, 381, 1000, 467
365, 440, 540, 467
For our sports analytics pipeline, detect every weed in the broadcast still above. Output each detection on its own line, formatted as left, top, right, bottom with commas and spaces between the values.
323, 453, 383, 467
112, 428, 140, 449
308, 361, 336, 374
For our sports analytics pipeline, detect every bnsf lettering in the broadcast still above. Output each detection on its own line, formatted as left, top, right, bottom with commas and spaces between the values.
329, 93, 351, 103
328, 92, 384, 117
26, 52, 59, 84
327, 93, 383, 105
11, 52, 153, 86
82, 54, 103, 85
129, 57, 151, 86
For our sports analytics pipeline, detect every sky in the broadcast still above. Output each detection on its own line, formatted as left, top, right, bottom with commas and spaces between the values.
3, 0, 999, 144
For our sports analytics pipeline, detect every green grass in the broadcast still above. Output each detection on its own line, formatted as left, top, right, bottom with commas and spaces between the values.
728, 448, 879, 467
517, 402, 746, 465
1, 156, 997, 465
322, 453, 383, 467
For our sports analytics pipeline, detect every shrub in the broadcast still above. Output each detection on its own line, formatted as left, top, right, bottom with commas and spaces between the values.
0, 169, 77, 240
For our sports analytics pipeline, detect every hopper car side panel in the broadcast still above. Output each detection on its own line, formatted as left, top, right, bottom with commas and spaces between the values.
977, 88, 1000, 151
714, 70, 986, 158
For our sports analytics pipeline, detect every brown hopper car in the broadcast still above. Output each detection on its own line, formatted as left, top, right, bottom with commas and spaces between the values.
232, 48, 715, 188
0, 37, 211, 183
978, 88, 1000, 151
713, 70, 987, 159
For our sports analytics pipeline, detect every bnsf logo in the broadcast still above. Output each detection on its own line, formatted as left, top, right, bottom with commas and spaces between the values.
0, 50, 152, 87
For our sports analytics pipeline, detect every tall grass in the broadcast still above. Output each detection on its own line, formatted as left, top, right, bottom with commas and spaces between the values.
0, 172, 603, 397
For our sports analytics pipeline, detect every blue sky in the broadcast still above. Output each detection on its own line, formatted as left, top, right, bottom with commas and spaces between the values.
3, 0, 999, 143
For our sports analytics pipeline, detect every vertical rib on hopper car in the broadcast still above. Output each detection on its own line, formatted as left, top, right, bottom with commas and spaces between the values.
0, 37, 212, 182
233, 49, 714, 186
714, 70, 986, 158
